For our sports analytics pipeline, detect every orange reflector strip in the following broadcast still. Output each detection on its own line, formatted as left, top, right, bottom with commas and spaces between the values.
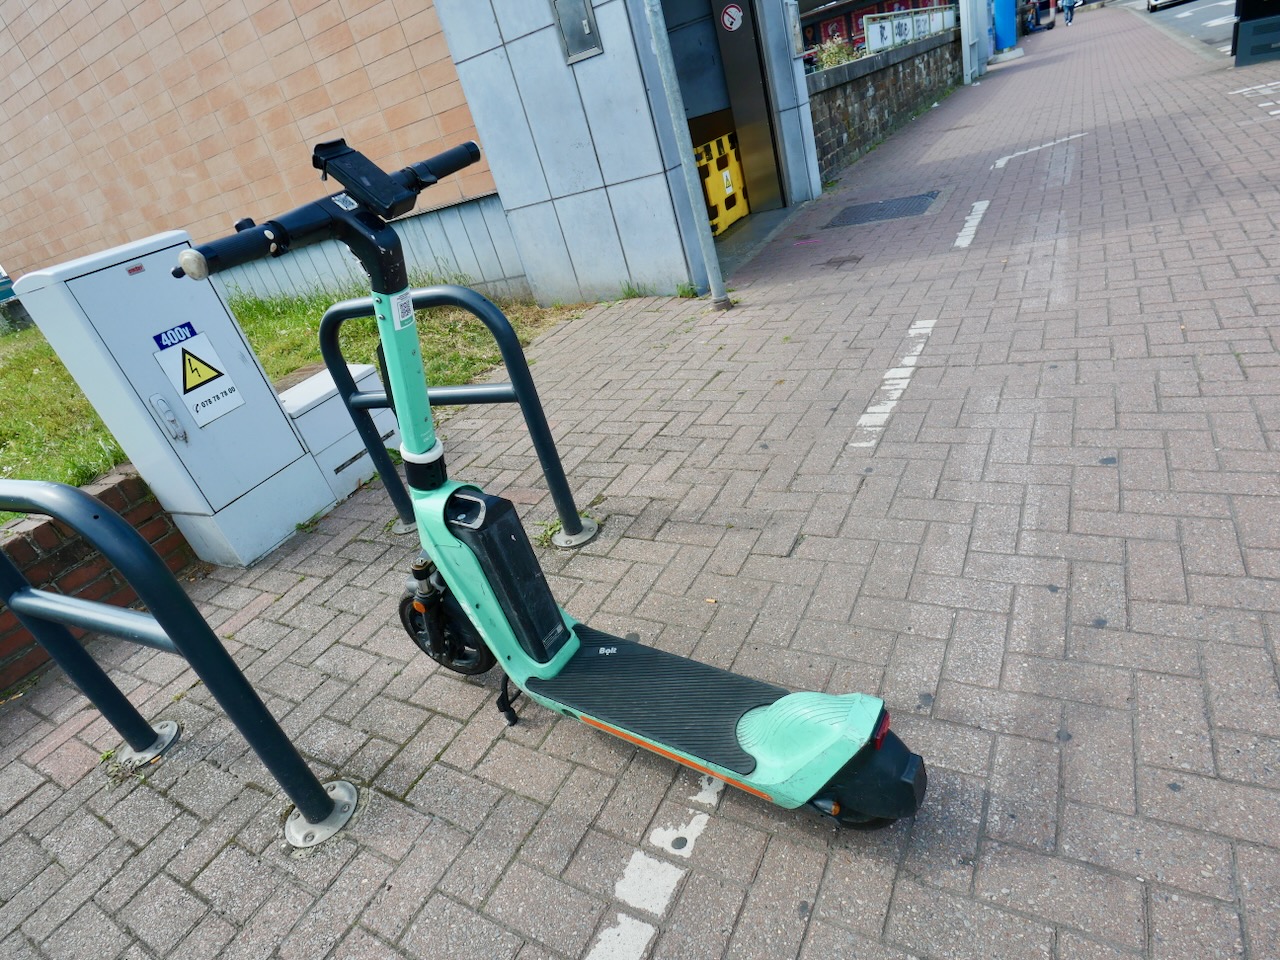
580, 715, 773, 801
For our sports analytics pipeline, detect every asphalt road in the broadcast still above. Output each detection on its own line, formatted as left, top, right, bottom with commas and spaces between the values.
1134, 0, 1237, 54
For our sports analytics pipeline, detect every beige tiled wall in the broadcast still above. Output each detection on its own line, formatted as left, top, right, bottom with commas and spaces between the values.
0, 0, 493, 279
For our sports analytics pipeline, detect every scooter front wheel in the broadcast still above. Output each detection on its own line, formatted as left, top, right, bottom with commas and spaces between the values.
398, 589, 497, 676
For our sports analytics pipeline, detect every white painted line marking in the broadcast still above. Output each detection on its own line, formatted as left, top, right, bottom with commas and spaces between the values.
614, 851, 686, 916
992, 132, 1087, 170
691, 775, 725, 807
584, 914, 657, 960
1175, 9, 1194, 16
649, 813, 709, 858
1270, 108, 1280, 114
847, 315, 940, 449
594, 776, 724, 958
954, 200, 990, 248
1203, 15, 1236, 26
1229, 80, 1280, 95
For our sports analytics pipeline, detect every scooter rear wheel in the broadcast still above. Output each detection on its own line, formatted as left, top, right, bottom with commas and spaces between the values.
398, 589, 496, 676
834, 811, 894, 830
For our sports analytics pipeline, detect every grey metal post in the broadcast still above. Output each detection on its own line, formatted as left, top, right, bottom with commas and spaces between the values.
319, 286, 599, 547
0, 551, 160, 753
317, 312, 417, 530
0, 480, 346, 834
642, 0, 732, 310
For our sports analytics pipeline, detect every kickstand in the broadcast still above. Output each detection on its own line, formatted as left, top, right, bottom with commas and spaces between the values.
496, 674, 522, 726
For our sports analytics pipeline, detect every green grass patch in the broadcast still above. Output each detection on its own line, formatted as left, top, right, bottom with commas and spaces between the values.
1, 284, 585, 523
229, 283, 583, 389
0, 326, 125, 492
618, 280, 654, 300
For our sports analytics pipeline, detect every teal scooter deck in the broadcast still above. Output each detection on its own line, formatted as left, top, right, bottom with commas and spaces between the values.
527, 627, 786, 776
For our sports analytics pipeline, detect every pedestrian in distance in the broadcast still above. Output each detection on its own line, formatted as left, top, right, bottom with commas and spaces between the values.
1063, 0, 1076, 24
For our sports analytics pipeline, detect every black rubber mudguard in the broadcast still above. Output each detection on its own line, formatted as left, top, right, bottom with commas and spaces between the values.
820, 729, 927, 820
528, 626, 786, 775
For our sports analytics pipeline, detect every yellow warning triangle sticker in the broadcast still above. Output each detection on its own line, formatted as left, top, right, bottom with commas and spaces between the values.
181, 347, 224, 393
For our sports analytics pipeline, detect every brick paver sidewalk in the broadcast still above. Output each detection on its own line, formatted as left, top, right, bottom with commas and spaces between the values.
4, 7, 1280, 958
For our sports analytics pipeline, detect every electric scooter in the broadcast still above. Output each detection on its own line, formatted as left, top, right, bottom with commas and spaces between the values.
172, 139, 926, 827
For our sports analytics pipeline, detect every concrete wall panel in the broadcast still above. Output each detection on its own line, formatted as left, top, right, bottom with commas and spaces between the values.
506, 201, 582, 303
573, 3, 666, 186
608, 176, 692, 288
506, 29, 606, 199
455, 50, 551, 210
554, 190, 632, 299
492, 0, 558, 42
436, 0, 504, 61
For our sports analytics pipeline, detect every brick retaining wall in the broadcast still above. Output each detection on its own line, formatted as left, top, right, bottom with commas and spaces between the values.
808, 31, 964, 183
0, 468, 195, 693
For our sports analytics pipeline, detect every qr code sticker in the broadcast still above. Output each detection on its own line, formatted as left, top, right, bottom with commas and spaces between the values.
394, 292, 414, 330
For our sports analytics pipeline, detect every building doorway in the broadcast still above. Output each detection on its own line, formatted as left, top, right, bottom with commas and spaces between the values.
663, 0, 786, 237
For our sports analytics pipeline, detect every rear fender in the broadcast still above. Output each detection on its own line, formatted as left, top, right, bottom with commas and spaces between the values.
735, 692, 883, 808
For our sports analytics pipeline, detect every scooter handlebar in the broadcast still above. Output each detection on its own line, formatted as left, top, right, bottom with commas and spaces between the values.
173, 140, 482, 280
174, 222, 284, 280
399, 141, 481, 190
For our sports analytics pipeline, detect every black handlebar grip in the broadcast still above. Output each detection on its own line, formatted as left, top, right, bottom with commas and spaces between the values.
175, 222, 284, 280
407, 142, 481, 186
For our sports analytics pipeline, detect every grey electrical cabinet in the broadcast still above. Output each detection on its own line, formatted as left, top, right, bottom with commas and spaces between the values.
15, 231, 342, 566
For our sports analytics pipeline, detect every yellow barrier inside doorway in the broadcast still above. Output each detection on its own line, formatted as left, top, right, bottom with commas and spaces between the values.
694, 133, 749, 236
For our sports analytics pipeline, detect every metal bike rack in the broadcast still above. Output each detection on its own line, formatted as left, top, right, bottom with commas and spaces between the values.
0, 480, 356, 848
319, 284, 598, 547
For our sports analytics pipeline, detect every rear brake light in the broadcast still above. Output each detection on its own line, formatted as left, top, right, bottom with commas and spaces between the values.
872, 710, 891, 749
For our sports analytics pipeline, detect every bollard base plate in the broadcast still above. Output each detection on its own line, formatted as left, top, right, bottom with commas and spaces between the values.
552, 516, 600, 548
116, 720, 180, 766
284, 780, 359, 848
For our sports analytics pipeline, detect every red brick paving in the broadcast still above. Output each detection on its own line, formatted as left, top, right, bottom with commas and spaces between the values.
3, 8, 1280, 958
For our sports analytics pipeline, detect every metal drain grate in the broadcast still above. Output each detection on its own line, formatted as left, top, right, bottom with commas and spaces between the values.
826, 191, 939, 228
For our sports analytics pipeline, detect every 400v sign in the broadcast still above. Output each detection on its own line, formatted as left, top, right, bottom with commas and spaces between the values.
152, 321, 245, 427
